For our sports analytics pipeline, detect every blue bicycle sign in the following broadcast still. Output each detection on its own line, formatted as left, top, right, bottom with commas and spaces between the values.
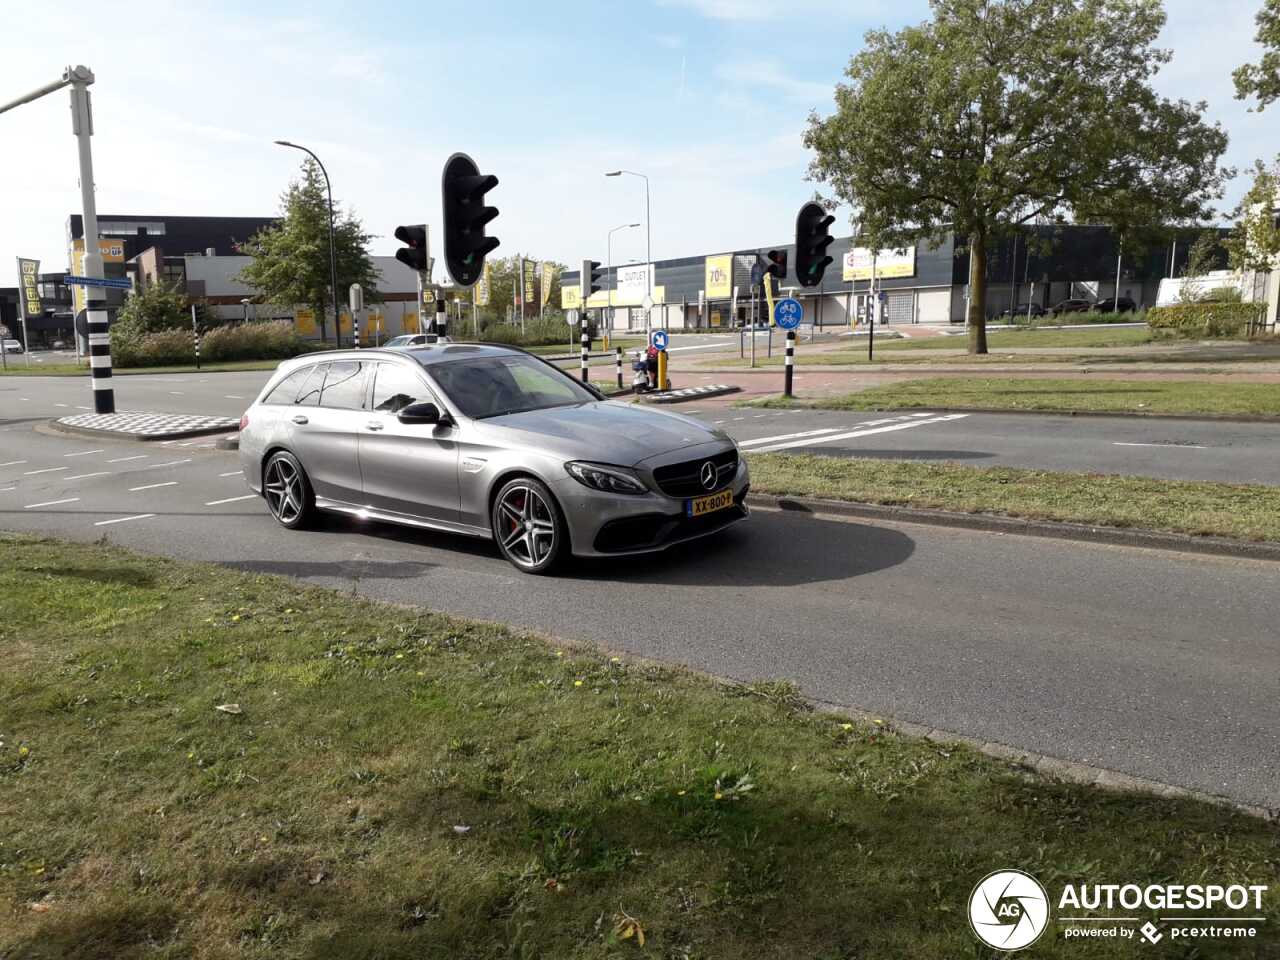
774, 297, 803, 330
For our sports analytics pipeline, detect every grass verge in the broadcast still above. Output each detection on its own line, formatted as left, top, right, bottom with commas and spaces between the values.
3, 534, 1276, 958
748, 377, 1280, 417
747, 453, 1280, 542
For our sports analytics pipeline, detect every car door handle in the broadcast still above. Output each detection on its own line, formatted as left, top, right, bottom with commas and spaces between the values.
292, 414, 308, 425
366, 421, 384, 431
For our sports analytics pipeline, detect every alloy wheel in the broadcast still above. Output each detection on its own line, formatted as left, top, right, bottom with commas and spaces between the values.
496, 484, 557, 569
264, 456, 304, 525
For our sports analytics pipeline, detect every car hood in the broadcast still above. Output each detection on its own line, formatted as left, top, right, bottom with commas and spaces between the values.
473, 401, 729, 466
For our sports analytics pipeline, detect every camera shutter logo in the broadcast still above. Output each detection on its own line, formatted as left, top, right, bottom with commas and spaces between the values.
969, 870, 1050, 951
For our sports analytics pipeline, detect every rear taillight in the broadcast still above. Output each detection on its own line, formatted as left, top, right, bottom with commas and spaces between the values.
239, 413, 249, 432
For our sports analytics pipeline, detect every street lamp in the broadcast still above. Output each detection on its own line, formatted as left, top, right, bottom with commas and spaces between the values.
605, 170, 652, 332
274, 139, 340, 347
240, 298, 252, 324
607, 222, 640, 333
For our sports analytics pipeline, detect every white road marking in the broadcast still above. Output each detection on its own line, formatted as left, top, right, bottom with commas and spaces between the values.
54, 402, 68, 408
129, 481, 178, 492
205, 494, 256, 506
748, 414, 970, 453
65, 471, 110, 480
63, 448, 105, 457
218, 470, 243, 477
24, 466, 68, 475
224, 394, 245, 400
75, 405, 92, 410
168, 391, 185, 395
0, 459, 28, 467
738, 428, 843, 448
106, 455, 148, 463
0, 486, 15, 492
94, 513, 156, 526
19, 397, 31, 401
24, 497, 79, 509
713, 420, 726, 425
146, 459, 192, 469
1113, 441, 1206, 450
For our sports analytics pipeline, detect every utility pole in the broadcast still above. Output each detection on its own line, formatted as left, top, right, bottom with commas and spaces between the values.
1, 65, 115, 412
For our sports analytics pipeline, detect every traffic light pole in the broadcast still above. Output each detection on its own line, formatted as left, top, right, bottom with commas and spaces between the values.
784, 329, 795, 397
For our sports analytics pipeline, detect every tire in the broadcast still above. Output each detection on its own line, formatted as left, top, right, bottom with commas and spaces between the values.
490, 476, 568, 574
262, 450, 315, 530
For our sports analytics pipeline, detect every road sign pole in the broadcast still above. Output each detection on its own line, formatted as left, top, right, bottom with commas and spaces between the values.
70, 75, 114, 414
784, 329, 795, 397
580, 330, 589, 383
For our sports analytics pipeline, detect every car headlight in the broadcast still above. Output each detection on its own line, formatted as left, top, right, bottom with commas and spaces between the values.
564, 461, 648, 495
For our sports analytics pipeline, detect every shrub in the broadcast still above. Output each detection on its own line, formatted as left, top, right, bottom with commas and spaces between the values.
111, 320, 317, 368
476, 315, 577, 347
1145, 302, 1266, 339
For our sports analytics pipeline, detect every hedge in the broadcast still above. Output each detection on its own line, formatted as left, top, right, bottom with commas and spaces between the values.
111, 320, 319, 368
1145, 302, 1267, 339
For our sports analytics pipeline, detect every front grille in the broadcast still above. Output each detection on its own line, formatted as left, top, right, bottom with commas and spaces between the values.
651, 448, 738, 499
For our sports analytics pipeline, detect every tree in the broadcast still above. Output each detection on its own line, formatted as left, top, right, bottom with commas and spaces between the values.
237, 158, 380, 343
1179, 230, 1227, 302
1226, 156, 1280, 278
804, 0, 1230, 354
114, 281, 191, 338
1235, 0, 1280, 110
474, 255, 566, 325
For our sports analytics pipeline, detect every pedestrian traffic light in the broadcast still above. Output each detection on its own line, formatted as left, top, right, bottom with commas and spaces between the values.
795, 202, 835, 287
765, 249, 788, 280
441, 152, 500, 287
582, 259, 603, 299
394, 224, 428, 272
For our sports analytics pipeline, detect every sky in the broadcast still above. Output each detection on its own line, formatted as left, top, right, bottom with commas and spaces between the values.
0, 0, 1272, 287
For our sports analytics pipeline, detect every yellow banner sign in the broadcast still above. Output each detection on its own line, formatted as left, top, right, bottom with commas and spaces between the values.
704, 254, 732, 299
842, 246, 916, 281
561, 284, 581, 310
17, 258, 41, 320
69, 238, 128, 312
475, 262, 491, 306
295, 308, 317, 337
541, 263, 556, 306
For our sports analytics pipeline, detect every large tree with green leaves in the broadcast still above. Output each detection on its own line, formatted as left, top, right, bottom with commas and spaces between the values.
475, 255, 566, 324
805, 0, 1230, 353
1226, 156, 1280, 275
1235, 0, 1280, 111
237, 158, 380, 343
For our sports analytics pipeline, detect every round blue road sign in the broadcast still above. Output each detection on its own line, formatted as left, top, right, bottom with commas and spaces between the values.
774, 297, 802, 330
651, 329, 669, 350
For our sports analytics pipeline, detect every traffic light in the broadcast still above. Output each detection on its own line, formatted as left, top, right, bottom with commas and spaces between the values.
765, 249, 788, 280
795, 201, 835, 286
582, 259, 603, 299
394, 224, 428, 272
441, 152, 500, 287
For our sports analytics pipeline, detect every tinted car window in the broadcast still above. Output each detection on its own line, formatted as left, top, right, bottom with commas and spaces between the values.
320, 361, 367, 410
371, 363, 430, 413
295, 363, 328, 407
431, 355, 596, 419
263, 366, 313, 405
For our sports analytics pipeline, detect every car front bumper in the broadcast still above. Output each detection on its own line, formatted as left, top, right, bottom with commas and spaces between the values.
553, 457, 750, 558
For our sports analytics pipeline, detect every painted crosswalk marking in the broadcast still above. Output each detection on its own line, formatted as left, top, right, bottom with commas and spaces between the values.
747, 414, 970, 453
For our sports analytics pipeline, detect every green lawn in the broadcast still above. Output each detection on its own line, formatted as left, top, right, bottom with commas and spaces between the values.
747, 453, 1280, 542
3, 534, 1276, 958
750, 377, 1280, 417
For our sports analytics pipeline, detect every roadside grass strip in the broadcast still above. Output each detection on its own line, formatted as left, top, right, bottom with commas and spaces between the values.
748, 378, 1280, 418
746, 453, 1280, 543
1, 534, 1277, 958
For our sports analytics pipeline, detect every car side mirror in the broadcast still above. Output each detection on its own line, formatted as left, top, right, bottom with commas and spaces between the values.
397, 401, 447, 425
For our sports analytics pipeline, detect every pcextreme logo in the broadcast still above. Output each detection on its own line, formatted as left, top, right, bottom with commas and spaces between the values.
968, 869, 1270, 951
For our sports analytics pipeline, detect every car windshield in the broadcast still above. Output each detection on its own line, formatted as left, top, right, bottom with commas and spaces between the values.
430, 355, 598, 419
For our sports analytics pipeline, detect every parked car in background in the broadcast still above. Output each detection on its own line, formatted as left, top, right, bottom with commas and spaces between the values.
1051, 298, 1094, 315
2, 338, 24, 354
384, 333, 450, 348
1000, 303, 1046, 318
51, 339, 67, 350
1092, 296, 1137, 314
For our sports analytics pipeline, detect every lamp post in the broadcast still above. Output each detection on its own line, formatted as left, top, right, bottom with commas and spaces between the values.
274, 139, 340, 347
607, 221, 640, 334
605, 170, 651, 333
240, 297, 251, 324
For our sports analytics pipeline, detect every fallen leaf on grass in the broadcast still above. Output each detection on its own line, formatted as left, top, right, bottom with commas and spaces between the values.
28, 902, 50, 913
309, 871, 326, 886
614, 910, 645, 946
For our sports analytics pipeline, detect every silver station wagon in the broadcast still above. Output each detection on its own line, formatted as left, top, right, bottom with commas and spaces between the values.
237, 344, 749, 573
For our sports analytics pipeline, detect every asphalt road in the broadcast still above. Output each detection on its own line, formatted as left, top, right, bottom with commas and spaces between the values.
2, 421, 1278, 808
5, 362, 1280, 484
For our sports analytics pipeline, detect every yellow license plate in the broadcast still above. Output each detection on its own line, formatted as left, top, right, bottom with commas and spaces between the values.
687, 488, 733, 517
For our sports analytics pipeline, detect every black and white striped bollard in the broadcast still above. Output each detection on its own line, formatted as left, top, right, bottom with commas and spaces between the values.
86, 279, 114, 413
615, 346, 623, 389
783, 329, 796, 398
580, 330, 590, 383
191, 304, 201, 370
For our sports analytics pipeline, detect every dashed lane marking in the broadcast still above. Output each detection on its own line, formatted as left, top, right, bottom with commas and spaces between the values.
24, 497, 79, 509
129, 481, 178, 492
63, 449, 105, 457
748, 414, 970, 453
107, 455, 148, 463
23, 466, 68, 475
0, 459, 28, 467
205, 494, 257, 506
94, 513, 156, 527
224, 394, 245, 400
738, 428, 842, 448
1113, 441, 1207, 450
145, 459, 193, 469
218, 470, 243, 477
65, 472, 111, 481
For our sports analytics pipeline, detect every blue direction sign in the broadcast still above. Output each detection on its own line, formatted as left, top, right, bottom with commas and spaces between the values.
651, 329, 669, 350
774, 296, 803, 330
65, 274, 133, 291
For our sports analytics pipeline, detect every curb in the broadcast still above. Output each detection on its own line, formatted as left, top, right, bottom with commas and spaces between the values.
640, 384, 741, 404
215, 435, 240, 451
45, 419, 241, 443
800, 697, 1276, 822
745, 492, 1280, 563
